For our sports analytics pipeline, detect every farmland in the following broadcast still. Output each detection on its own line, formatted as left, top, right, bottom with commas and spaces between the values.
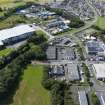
11, 64, 51, 105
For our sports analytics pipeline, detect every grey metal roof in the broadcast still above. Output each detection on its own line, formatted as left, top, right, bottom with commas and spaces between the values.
86, 41, 99, 52
96, 91, 105, 105
0, 24, 36, 45
78, 91, 88, 105
57, 47, 75, 60
46, 46, 56, 60
101, 94, 105, 105
66, 63, 80, 81
51, 65, 65, 75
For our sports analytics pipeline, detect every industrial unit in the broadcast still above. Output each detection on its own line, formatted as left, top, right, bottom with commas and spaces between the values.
86, 40, 105, 56
86, 40, 99, 55
96, 91, 105, 105
0, 24, 36, 46
46, 46, 75, 60
46, 46, 57, 60
93, 63, 105, 80
50, 64, 65, 76
57, 47, 75, 60
78, 91, 88, 105
66, 63, 80, 81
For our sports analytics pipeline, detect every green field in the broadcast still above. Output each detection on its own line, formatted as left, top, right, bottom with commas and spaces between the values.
0, 48, 13, 57
95, 16, 105, 29
11, 64, 50, 105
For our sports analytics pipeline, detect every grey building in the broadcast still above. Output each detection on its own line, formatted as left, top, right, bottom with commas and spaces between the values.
0, 24, 36, 45
78, 91, 88, 105
65, 63, 80, 81
97, 91, 105, 105
46, 46, 57, 60
86, 40, 99, 55
57, 47, 76, 60
50, 65, 65, 76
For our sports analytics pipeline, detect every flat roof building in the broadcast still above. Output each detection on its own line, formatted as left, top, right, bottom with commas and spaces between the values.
65, 63, 80, 81
46, 46, 57, 60
50, 65, 65, 76
57, 47, 75, 60
93, 63, 105, 80
96, 91, 105, 105
101, 94, 105, 105
78, 91, 88, 105
0, 24, 36, 45
46, 46, 76, 60
86, 40, 105, 56
86, 40, 99, 55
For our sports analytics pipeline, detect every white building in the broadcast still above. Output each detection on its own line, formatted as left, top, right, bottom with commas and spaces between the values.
93, 64, 105, 80
0, 24, 36, 45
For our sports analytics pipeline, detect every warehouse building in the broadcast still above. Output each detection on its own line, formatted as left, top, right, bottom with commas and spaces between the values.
65, 63, 80, 81
93, 63, 105, 80
46, 46, 57, 60
97, 91, 105, 105
0, 24, 36, 46
50, 64, 65, 76
46, 46, 76, 60
78, 91, 89, 105
86, 40, 105, 56
101, 95, 105, 105
86, 40, 99, 55
57, 47, 76, 60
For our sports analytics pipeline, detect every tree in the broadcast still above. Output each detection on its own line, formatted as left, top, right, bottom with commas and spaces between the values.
69, 18, 85, 28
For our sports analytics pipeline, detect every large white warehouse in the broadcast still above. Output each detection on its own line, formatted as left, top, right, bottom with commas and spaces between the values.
93, 63, 105, 80
0, 24, 36, 45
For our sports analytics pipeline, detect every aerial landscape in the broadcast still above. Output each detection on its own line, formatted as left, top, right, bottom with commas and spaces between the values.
1, 0, 105, 105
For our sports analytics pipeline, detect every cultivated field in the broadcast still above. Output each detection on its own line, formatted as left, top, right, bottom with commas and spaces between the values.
11, 64, 51, 105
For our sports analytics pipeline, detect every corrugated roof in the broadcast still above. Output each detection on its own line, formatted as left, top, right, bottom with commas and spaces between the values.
78, 91, 88, 105
0, 24, 36, 45
93, 64, 105, 79
67, 63, 80, 80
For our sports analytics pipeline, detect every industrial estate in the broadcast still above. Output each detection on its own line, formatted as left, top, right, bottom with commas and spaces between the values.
0, 0, 105, 105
